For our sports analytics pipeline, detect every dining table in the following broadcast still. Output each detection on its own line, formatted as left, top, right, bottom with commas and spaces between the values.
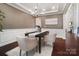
25, 31, 49, 53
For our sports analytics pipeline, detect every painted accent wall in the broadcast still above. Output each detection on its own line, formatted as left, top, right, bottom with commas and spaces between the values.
0, 3, 35, 29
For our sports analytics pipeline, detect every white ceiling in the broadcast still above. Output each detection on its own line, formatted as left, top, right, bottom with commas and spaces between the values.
7, 3, 70, 16
20, 3, 59, 13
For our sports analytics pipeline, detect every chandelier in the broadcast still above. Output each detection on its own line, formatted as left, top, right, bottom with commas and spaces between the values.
33, 3, 39, 17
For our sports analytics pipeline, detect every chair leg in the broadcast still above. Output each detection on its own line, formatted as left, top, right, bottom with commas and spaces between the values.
36, 46, 38, 52
26, 51, 28, 56
20, 49, 21, 56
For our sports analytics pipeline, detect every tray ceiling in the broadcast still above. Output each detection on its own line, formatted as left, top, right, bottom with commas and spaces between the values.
7, 3, 70, 16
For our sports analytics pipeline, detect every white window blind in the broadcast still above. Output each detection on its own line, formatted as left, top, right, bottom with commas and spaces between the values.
45, 18, 58, 25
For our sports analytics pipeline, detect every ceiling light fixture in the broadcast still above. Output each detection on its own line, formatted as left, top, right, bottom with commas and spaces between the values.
32, 4, 39, 17
52, 6, 55, 9
42, 9, 46, 11
32, 4, 46, 17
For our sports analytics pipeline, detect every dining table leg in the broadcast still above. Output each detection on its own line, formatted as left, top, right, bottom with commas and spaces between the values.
39, 37, 41, 53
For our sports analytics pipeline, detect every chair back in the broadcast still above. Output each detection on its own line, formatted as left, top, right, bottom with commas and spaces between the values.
16, 36, 29, 51
16, 35, 37, 51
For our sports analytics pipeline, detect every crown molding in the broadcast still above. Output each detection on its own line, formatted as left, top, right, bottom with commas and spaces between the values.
6, 3, 69, 16
6, 3, 33, 15
63, 3, 71, 14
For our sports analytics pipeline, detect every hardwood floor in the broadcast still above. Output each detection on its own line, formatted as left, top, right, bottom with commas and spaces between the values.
52, 32, 79, 56
76, 36, 79, 55
51, 38, 66, 56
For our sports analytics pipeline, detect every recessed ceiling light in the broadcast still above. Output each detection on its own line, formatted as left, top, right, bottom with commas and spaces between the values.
52, 6, 55, 9
42, 9, 46, 11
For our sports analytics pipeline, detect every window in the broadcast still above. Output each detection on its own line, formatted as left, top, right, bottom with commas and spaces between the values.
45, 18, 58, 25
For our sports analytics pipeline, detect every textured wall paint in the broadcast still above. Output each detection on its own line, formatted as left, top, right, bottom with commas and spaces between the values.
0, 3, 35, 29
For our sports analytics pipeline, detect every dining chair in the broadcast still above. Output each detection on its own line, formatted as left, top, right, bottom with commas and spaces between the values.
16, 36, 38, 56
44, 33, 57, 46
42, 32, 49, 46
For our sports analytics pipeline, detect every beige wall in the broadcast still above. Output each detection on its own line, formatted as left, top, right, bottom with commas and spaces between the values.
40, 14, 63, 29
0, 3, 35, 29
0, 3, 63, 29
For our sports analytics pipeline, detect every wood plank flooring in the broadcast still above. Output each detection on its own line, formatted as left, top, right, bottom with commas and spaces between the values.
52, 32, 79, 56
